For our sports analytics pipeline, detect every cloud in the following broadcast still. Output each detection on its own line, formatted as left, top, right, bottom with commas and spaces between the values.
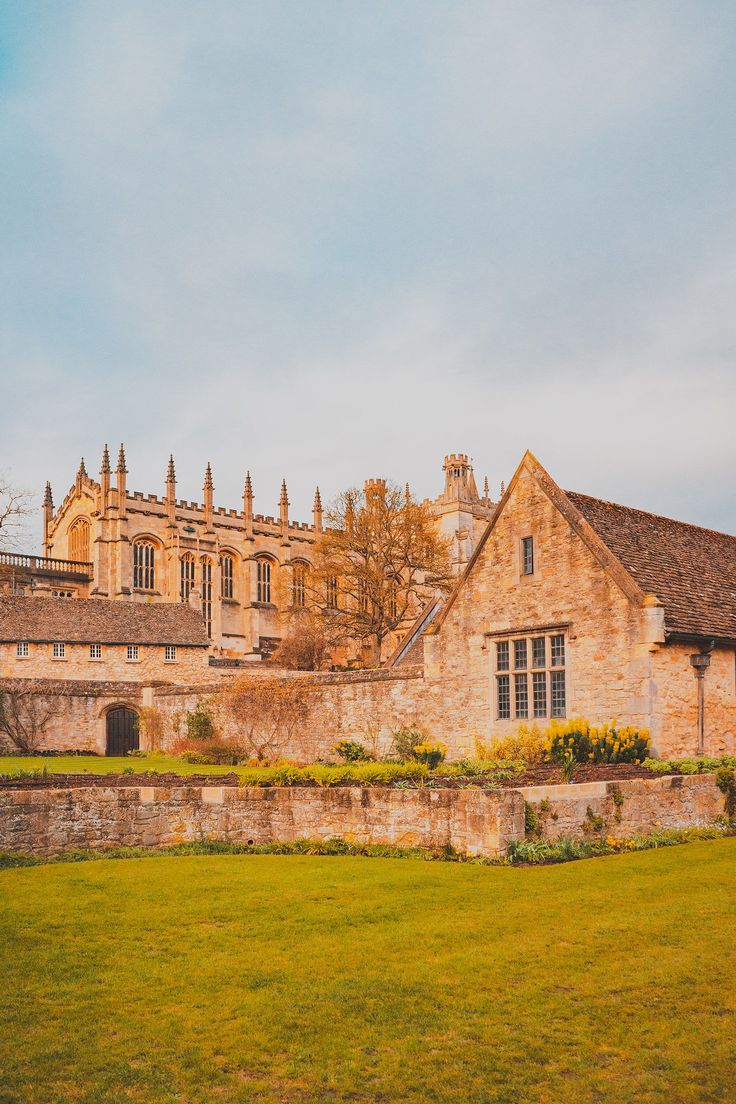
1, 0, 735, 551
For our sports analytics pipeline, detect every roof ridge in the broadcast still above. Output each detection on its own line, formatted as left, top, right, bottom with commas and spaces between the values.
565, 490, 735, 543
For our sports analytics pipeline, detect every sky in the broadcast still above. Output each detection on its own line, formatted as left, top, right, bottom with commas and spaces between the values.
1, 0, 735, 551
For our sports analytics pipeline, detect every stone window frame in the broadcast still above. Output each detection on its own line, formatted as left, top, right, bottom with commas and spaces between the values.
68, 516, 91, 563
180, 552, 196, 602
514, 527, 542, 584
52, 642, 66, 660
291, 561, 308, 609
133, 538, 157, 592
126, 644, 140, 663
521, 536, 534, 576
164, 645, 177, 662
89, 643, 103, 661
256, 557, 273, 604
489, 624, 569, 721
220, 552, 236, 601
16, 641, 29, 659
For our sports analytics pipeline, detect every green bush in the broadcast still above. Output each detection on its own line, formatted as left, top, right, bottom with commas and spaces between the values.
644, 755, 736, 775
333, 740, 372, 763
716, 766, 736, 820
185, 703, 217, 742
390, 726, 426, 761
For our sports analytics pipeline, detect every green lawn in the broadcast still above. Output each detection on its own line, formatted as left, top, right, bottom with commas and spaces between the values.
0, 754, 241, 777
1, 842, 734, 1104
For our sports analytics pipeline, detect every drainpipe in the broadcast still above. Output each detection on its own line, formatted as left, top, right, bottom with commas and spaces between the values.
689, 644, 714, 755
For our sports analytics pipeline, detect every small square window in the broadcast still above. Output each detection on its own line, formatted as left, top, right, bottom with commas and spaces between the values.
513, 639, 527, 670
52, 642, 66, 659
90, 644, 102, 660
521, 536, 534, 575
164, 645, 177, 662
16, 642, 29, 658
496, 641, 509, 671
126, 645, 139, 662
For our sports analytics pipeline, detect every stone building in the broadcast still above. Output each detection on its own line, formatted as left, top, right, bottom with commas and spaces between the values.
4, 447, 492, 660
0, 595, 209, 684
419, 451, 736, 757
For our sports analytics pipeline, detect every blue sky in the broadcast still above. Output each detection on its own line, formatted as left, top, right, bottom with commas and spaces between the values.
2, 1, 735, 549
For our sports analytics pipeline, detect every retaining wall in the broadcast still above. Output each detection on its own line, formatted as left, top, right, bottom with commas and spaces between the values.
0, 775, 726, 859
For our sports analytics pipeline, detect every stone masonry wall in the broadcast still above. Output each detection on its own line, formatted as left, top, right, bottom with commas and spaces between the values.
0, 784, 525, 858
0, 775, 725, 859
0, 640, 208, 683
522, 774, 726, 841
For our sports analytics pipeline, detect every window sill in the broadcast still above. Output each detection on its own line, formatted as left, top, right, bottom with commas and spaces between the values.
133, 588, 161, 596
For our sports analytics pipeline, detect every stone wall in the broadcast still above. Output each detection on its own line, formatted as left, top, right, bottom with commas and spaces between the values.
0, 774, 726, 858
0, 784, 525, 858
0, 641, 209, 683
521, 774, 725, 841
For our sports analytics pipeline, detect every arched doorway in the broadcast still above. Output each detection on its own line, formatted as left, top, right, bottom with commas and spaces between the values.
106, 707, 139, 757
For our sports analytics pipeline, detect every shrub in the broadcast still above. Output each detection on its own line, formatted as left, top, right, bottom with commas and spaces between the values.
716, 765, 736, 821
546, 718, 649, 764
334, 740, 373, 763
185, 703, 217, 742
644, 755, 736, 775
475, 723, 547, 764
412, 741, 447, 769
390, 726, 427, 761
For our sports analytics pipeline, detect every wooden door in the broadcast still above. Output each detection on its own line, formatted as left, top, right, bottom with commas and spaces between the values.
105, 707, 139, 756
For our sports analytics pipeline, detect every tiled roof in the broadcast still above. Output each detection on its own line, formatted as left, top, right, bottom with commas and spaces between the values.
0, 596, 209, 646
567, 492, 736, 640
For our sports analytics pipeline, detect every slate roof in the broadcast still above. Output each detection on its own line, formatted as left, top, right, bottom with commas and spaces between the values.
0, 596, 210, 647
566, 492, 736, 641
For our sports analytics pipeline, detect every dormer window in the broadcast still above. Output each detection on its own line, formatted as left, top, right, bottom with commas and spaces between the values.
521, 536, 534, 576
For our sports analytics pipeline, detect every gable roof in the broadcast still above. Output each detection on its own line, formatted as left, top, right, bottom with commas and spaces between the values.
0, 596, 209, 647
566, 492, 736, 641
428, 450, 736, 644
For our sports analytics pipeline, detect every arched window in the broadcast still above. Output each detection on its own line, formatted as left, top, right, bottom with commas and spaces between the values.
292, 563, 307, 608
180, 552, 195, 601
388, 579, 399, 622
201, 557, 213, 637
133, 540, 155, 591
69, 518, 90, 562
257, 559, 271, 604
220, 554, 234, 600
326, 575, 338, 610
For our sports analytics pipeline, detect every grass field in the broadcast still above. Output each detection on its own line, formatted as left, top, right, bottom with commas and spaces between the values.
1, 841, 734, 1104
0, 754, 241, 777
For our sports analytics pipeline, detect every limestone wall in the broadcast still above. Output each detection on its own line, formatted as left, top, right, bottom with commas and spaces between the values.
0, 784, 525, 858
0, 641, 208, 683
522, 774, 725, 841
650, 644, 736, 758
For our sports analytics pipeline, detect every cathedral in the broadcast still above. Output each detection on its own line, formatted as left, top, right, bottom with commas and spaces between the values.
5, 448, 494, 660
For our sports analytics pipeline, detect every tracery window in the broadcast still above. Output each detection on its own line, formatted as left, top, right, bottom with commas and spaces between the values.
201, 557, 213, 638
220, 554, 235, 600
292, 563, 307, 608
326, 575, 338, 610
133, 540, 155, 591
69, 518, 90, 563
357, 578, 369, 616
257, 559, 272, 604
180, 552, 195, 601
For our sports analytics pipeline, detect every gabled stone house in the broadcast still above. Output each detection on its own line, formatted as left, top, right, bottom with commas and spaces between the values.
0, 596, 210, 682
420, 452, 736, 758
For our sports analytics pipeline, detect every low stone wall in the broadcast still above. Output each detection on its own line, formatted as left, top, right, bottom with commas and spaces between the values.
0, 775, 726, 859
0, 784, 525, 858
521, 774, 725, 840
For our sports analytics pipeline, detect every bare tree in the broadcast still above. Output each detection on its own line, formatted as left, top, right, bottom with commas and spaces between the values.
0, 474, 32, 551
309, 481, 452, 666
218, 676, 316, 761
0, 686, 59, 753
271, 613, 331, 671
